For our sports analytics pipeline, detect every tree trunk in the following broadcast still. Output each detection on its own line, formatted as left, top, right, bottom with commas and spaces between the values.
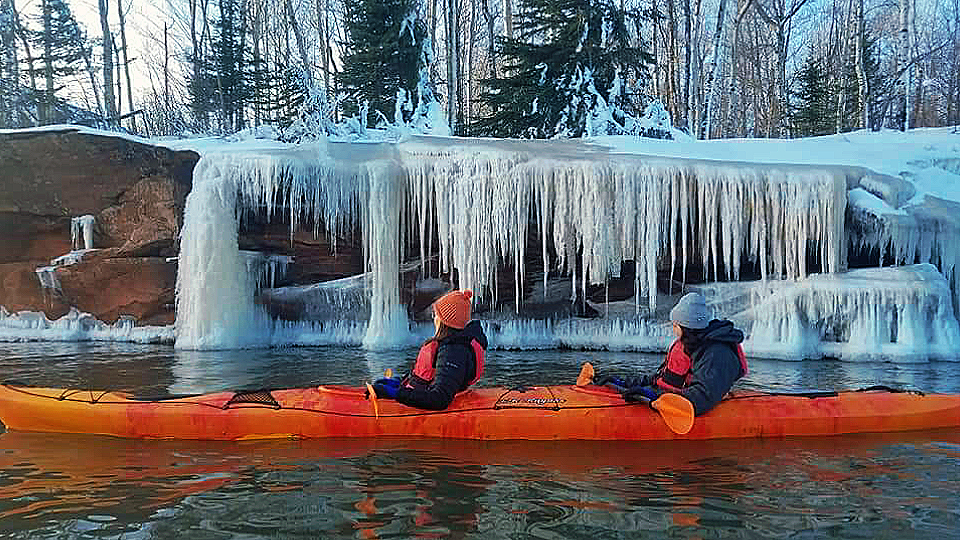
1, 0, 18, 125
775, 20, 787, 137
80, 39, 103, 119
12, 2, 38, 125
112, 34, 122, 120
855, 0, 869, 129
504, 0, 513, 39
722, 0, 754, 137
285, 0, 311, 88
429, 0, 437, 54
99, 0, 117, 126
651, 0, 659, 99
690, 0, 703, 138
164, 22, 169, 113
447, 0, 460, 133
896, 0, 909, 130
904, 0, 913, 130
322, 0, 330, 94
835, 0, 850, 134
467, 0, 476, 124
41, 0, 53, 124
682, 0, 691, 134
482, 0, 496, 78
118, 0, 136, 133
189, 0, 199, 119
667, 0, 677, 123
703, 0, 728, 138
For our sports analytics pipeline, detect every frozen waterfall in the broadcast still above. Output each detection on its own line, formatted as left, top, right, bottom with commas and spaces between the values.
174, 137, 850, 351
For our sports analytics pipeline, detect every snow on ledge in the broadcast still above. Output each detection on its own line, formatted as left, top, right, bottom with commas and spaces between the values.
0, 307, 173, 344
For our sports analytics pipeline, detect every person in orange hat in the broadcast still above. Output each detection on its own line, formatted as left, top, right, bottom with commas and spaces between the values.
372, 289, 488, 410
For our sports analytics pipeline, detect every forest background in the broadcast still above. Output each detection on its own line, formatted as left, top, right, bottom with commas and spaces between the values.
1, 0, 958, 141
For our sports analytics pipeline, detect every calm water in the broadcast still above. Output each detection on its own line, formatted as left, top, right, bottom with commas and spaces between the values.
1, 341, 959, 539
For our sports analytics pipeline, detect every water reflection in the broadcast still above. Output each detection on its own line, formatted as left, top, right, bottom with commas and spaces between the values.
2, 342, 960, 539
1, 429, 958, 538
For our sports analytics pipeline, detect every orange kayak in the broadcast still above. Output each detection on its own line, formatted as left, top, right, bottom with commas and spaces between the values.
0, 383, 957, 441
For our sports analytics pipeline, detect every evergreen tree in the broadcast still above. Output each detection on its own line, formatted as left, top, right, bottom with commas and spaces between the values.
790, 52, 834, 137
28, 0, 87, 124
470, 0, 653, 139
337, 0, 429, 126
190, 0, 253, 133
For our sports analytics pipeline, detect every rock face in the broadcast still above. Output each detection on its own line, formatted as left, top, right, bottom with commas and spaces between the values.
0, 128, 198, 325
0, 128, 371, 327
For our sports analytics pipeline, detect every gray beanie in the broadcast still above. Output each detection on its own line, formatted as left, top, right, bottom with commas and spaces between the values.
670, 292, 711, 330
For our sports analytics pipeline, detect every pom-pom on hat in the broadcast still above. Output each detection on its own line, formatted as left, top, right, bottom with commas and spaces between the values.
433, 290, 473, 330
670, 292, 711, 330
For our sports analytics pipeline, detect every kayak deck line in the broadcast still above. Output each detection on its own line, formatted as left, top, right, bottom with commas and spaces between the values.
0, 383, 638, 418
1, 383, 958, 441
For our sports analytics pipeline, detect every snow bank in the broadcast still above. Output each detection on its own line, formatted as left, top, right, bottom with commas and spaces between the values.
702, 264, 960, 362
0, 307, 173, 344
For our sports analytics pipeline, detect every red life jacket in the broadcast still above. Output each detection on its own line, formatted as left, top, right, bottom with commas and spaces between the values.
406, 339, 485, 389
655, 339, 749, 392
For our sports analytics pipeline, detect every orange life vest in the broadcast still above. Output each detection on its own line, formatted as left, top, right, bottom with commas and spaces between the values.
406, 339, 485, 389
655, 339, 749, 392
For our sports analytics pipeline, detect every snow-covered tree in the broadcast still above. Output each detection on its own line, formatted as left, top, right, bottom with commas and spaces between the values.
338, 0, 432, 128
471, 0, 653, 139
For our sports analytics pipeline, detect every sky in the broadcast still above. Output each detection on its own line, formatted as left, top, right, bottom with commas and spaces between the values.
69, 0, 173, 96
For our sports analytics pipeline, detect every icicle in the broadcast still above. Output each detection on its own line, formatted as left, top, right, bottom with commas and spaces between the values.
71, 215, 95, 250
174, 139, 853, 350
361, 161, 409, 349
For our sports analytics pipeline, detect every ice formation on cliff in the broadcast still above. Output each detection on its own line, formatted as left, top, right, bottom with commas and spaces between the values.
697, 264, 960, 361
174, 137, 849, 350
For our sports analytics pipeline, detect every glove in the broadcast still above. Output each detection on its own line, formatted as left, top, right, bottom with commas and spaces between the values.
594, 375, 628, 388
595, 374, 652, 388
622, 385, 663, 403
372, 377, 402, 399
374, 376, 403, 387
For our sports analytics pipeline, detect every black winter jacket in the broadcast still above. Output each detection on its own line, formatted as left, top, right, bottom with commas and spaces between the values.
395, 320, 488, 411
625, 319, 745, 416
673, 319, 745, 415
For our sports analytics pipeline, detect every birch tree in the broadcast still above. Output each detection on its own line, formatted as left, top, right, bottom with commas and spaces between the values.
854, 0, 869, 129
701, 0, 728, 138
504, 0, 512, 38
896, 0, 910, 130
753, 0, 811, 137
721, 0, 755, 137
447, 0, 461, 132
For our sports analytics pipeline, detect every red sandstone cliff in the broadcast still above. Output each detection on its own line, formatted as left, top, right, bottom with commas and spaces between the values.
0, 128, 197, 325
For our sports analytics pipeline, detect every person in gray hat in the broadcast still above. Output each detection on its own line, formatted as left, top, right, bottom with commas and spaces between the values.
595, 292, 749, 416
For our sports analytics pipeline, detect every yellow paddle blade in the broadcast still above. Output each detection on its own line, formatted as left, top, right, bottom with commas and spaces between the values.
365, 383, 380, 418
385, 368, 392, 378
575, 362, 595, 386
650, 393, 695, 435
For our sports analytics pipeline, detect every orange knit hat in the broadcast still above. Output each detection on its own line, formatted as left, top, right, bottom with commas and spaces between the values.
432, 290, 473, 330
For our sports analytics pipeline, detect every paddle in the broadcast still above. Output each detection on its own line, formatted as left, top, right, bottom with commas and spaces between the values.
575, 362, 695, 435
365, 369, 394, 419
365, 383, 380, 418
